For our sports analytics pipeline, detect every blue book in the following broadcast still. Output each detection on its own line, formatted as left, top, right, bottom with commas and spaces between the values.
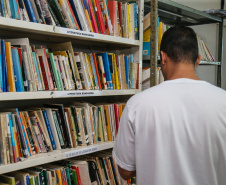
16, 108, 31, 156
124, 56, 129, 89
129, 54, 133, 89
23, 0, 37, 22
32, 52, 42, 91
68, 0, 82, 30
133, 3, 138, 40
11, 48, 24, 92
109, 156, 119, 185
9, 0, 20, 19
97, 53, 113, 90
0, 0, 5, 17
89, 54, 99, 89
1, 40, 6, 92
42, 110, 56, 150
0, 40, 3, 92
26, 174, 30, 185
8, 113, 17, 163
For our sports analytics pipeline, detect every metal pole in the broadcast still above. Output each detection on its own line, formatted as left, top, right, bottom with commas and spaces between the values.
150, 0, 158, 87
217, 0, 224, 87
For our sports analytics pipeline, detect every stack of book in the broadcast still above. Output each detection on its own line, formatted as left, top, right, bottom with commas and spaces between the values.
0, 153, 136, 185
0, 102, 126, 165
0, 38, 139, 92
197, 35, 215, 62
0, 0, 138, 40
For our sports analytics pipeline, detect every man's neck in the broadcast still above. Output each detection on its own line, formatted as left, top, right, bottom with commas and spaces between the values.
165, 63, 200, 81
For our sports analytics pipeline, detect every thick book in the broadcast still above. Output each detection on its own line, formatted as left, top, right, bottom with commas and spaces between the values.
23, 0, 37, 22
42, 110, 57, 150
9, 0, 20, 19
5, 42, 16, 92
11, 48, 24, 92
44, 104, 72, 148
45, 108, 61, 150
96, 53, 113, 90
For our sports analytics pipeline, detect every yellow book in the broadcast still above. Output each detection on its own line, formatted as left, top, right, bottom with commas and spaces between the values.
158, 22, 163, 51
55, 169, 62, 185
85, 54, 95, 89
5, 42, 16, 92
127, 4, 132, 39
104, 105, 112, 141
113, 54, 120, 89
98, 107, 104, 142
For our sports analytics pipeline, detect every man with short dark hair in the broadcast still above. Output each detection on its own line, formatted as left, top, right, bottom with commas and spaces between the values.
113, 26, 226, 185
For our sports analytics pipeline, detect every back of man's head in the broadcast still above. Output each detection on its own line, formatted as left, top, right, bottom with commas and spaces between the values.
160, 26, 198, 65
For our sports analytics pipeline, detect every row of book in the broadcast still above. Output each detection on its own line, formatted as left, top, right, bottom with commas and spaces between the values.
0, 153, 136, 185
0, 102, 125, 166
0, 38, 139, 92
1, 0, 138, 40
142, 13, 215, 62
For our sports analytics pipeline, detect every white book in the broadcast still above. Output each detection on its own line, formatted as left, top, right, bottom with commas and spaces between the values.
45, 108, 61, 150
72, 0, 90, 31
54, 55, 64, 90
59, 55, 69, 90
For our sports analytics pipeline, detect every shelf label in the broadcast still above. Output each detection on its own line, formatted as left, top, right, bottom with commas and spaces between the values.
55, 91, 101, 97
60, 28, 97, 38
65, 146, 98, 158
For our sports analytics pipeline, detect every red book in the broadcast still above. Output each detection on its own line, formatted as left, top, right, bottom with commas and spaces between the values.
66, 0, 80, 30
92, 53, 102, 90
87, 0, 98, 33
38, 56, 49, 90
118, 2, 123, 36
72, 166, 82, 185
114, 104, 120, 134
107, 1, 117, 36
93, 0, 106, 34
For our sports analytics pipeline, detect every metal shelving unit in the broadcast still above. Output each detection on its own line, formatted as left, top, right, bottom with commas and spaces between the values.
144, 0, 223, 87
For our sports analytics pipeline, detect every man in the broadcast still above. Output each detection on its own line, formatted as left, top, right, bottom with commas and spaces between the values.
112, 26, 226, 185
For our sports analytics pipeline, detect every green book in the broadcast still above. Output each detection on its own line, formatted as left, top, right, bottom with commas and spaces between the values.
70, 108, 78, 145
0, 175, 15, 185
72, 170, 78, 185
49, 53, 62, 90
46, 0, 68, 28
65, 167, 71, 185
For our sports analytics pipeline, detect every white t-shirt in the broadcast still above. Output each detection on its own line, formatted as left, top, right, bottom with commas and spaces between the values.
113, 78, 226, 185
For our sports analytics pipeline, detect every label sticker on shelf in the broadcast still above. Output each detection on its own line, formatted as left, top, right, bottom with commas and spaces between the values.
60, 28, 98, 38
65, 146, 98, 158
55, 91, 101, 97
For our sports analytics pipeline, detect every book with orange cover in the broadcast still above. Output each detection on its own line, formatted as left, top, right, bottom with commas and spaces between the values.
19, 112, 33, 156
5, 42, 16, 92
107, 1, 117, 36
104, 105, 112, 141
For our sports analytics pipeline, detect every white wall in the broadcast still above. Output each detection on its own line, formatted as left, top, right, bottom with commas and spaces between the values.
171, 0, 226, 89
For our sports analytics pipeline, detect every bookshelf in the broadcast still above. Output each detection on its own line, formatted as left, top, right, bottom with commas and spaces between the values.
0, 0, 144, 179
143, 0, 223, 87
0, 142, 114, 174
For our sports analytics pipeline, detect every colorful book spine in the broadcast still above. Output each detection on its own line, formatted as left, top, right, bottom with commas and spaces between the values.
8, 113, 17, 163
11, 48, 25, 92
42, 110, 56, 150
89, 54, 99, 89
9, 0, 20, 19
0, 39, 3, 92
1, 40, 7, 92
32, 52, 42, 91
23, 0, 37, 22
134, 3, 138, 40
97, 53, 113, 90
124, 55, 129, 89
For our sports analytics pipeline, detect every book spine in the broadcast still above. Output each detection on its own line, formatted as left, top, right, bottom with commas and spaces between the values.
55, 109, 67, 148
12, 114, 20, 159
134, 3, 138, 40
38, 56, 49, 90
89, 54, 99, 89
49, 53, 62, 90
36, 120, 49, 152
42, 110, 56, 150
68, 0, 82, 30
34, 0, 46, 23
47, 54, 57, 90
23, 0, 37, 22
8, 113, 17, 163
92, 53, 102, 90
15, 114, 29, 157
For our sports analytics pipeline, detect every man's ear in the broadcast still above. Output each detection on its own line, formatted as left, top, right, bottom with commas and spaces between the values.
195, 55, 201, 68
160, 51, 167, 65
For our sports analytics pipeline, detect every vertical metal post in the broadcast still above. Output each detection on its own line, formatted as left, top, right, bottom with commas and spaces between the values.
217, 20, 223, 87
150, 0, 158, 87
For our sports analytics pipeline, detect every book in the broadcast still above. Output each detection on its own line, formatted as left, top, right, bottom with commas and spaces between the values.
11, 48, 24, 92
96, 53, 113, 90
9, 0, 20, 19
5, 42, 16, 92
23, 0, 37, 22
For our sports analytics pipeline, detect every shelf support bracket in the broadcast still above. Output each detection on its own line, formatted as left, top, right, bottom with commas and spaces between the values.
150, 0, 158, 87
